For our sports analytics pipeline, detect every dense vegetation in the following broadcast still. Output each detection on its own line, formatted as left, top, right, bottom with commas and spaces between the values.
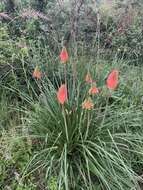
0, 0, 143, 189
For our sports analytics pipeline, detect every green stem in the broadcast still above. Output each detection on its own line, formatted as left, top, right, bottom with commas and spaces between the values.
64, 64, 67, 85
62, 106, 69, 142
84, 111, 90, 140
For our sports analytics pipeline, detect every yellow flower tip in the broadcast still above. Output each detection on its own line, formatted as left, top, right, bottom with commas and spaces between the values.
32, 66, 42, 80
82, 98, 94, 110
85, 73, 93, 83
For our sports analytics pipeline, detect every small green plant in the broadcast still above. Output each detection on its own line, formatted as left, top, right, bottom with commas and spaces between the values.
0, 129, 32, 189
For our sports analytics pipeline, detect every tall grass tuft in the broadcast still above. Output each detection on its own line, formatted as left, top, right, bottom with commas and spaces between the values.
22, 61, 143, 190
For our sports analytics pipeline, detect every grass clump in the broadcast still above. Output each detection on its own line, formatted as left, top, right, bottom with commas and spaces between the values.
21, 61, 143, 190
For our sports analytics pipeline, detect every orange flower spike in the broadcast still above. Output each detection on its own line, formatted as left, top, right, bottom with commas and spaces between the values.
32, 66, 42, 80
89, 86, 99, 95
82, 98, 94, 110
60, 46, 69, 63
106, 69, 119, 90
57, 84, 68, 105
85, 73, 93, 83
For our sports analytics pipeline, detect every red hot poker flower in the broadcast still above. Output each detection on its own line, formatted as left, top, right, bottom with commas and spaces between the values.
57, 84, 68, 105
32, 66, 42, 80
106, 69, 119, 90
82, 98, 94, 110
89, 86, 99, 95
60, 47, 69, 63
85, 73, 93, 83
